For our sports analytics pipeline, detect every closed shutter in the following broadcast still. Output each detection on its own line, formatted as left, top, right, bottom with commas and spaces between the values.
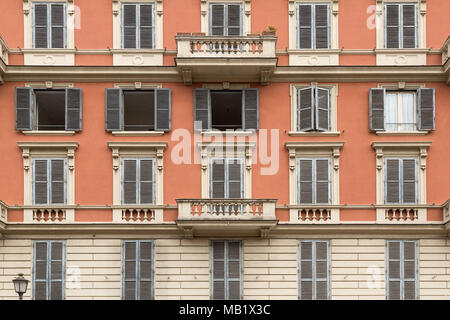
123, 4, 137, 48
123, 241, 137, 300
212, 241, 242, 300
298, 87, 314, 131
138, 241, 153, 300
299, 241, 313, 300
227, 4, 241, 36
50, 241, 64, 300
34, 4, 48, 48
385, 4, 400, 48
105, 88, 123, 131
50, 4, 65, 48
211, 160, 225, 198
65, 88, 82, 131
155, 88, 171, 131
50, 159, 65, 204
402, 5, 416, 49
299, 241, 329, 300
387, 241, 401, 300
34, 160, 48, 204
387, 240, 417, 300
315, 241, 329, 300
417, 88, 435, 131
403, 241, 417, 300
243, 89, 259, 130
369, 88, 386, 131
298, 5, 312, 49
140, 4, 153, 49
140, 159, 154, 204
385, 159, 400, 203
123, 159, 137, 204
194, 89, 210, 131
228, 159, 243, 199
227, 241, 242, 300
212, 241, 225, 300
316, 88, 330, 131
15, 87, 33, 130
34, 241, 48, 300
402, 159, 417, 204
315, 5, 329, 49
298, 159, 313, 204
210, 4, 225, 36
315, 159, 330, 204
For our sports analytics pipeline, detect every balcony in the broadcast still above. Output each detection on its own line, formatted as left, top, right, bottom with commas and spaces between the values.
0, 34, 7, 80
288, 206, 340, 224
176, 198, 278, 238
376, 206, 426, 224
442, 36, 450, 84
175, 33, 278, 85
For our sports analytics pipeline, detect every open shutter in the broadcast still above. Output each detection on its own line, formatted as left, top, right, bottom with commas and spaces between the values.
211, 160, 225, 198
15, 87, 33, 130
227, 4, 241, 36
139, 241, 153, 300
298, 87, 314, 131
34, 3, 48, 48
155, 88, 171, 131
105, 88, 123, 131
417, 88, 435, 131
387, 241, 401, 300
34, 241, 48, 300
50, 159, 65, 204
123, 159, 137, 204
402, 159, 417, 204
299, 241, 313, 300
316, 88, 330, 131
34, 160, 48, 205
140, 159, 154, 204
385, 159, 400, 203
140, 4, 153, 49
369, 88, 386, 131
65, 88, 82, 131
385, 4, 400, 48
210, 4, 225, 36
50, 4, 65, 48
315, 241, 329, 300
298, 159, 313, 204
315, 159, 330, 204
50, 241, 64, 300
403, 241, 417, 300
298, 5, 312, 49
227, 241, 242, 300
227, 159, 243, 198
123, 4, 137, 48
212, 241, 225, 300
194, 89, 210, 131
402, 4, 416, 49
123, 241, 137, 300
315, 4, 329, 49
243, 88, 259, 130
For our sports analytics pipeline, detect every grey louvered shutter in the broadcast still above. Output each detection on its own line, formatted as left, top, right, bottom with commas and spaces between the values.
417, 88, 435, 131
298, 87, 314, 131
402, 159, 417, 204
155, 88, 171, 131
65, 88, 82, 131
403, 241, 417, 300
298, 5, 312, 49
50, 241, 64, 300
316, 88, 330, 131
123, 4, 137, 48
51, 4, 65, 48
212, 241, 225, 300
123, 241, 137, 300
385, 159, 400, 203
243, 89, 259, 130
315, 241, 329, 300
34, 241, 48, 300
315, 159, 330, 204
385, 4, 400, 48
299, 241, 313, 300
402, 5, 416, 49
123, 160, 137, 204
315, 5, 329, 49
227, 4, 241, 36
388, 241, 401, 300
228, 159, 243, 198
51, 159, 65, 204
140, 4, 153, 49
106, 88, 123, 131
140, 159, 154, 204
210, 4, 225, 36
139, 241, 153, 300
34, 4, 48, 48
34, 160, 48, 205
298, 159, 313, 204
15, 87, 33, 130
194, 89, 210, 131
369, 88, 386, 131
211, 160, 225, 198
227, 241, 242, 300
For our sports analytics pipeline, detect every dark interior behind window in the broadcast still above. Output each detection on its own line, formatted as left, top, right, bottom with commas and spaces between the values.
211, 90, 242, 131
35, 90, 65, 131
123, 90, 155, 131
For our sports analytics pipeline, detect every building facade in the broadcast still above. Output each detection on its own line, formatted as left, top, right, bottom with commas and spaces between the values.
0, 0, 449, 300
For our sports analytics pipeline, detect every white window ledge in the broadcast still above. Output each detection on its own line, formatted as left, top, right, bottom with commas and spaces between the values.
22, 130, 76, 136
111, 131, 165, 137
375, 131, 429, 136
201, 130, 256, 137
288, 131, 340, 137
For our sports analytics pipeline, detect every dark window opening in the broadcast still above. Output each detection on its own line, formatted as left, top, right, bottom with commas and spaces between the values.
123, 90, 155, 131
211, 90, 242, 131
35, 90, 66, 131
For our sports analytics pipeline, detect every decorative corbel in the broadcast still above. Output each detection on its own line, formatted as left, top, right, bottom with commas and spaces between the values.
289, 149, 296, 171
67, 148, 75, 171
201, 148, 208, 171
112, 148, 120, 171
260, 227, 270, 239
22, 148, 30, 171
45, 81, 53, 89
332, 147, 340, 171
23, 0, 30, 15
157, 148, 164, 171
112, 0, 120, 16
420, 147, 427, 170
332, 0, 339, 16
375, 148, 384, 171
245, 148, 252, 171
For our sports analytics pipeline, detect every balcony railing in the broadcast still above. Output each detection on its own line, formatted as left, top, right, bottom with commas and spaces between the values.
112, 206, 163, 224
33, 209, 66, 223
288, 207, 339, 224
376, 207, 426, 224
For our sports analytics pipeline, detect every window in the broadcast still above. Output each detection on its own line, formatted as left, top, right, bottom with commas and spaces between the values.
122, 3, 154, 49
32, 2, 66, 49
369, 88, 435, 132
298, 240, 330, 300
297, 158, 331, 204
384, 158, 417, 204
210, 158, 243, 198
123, 240, 154, 300
122, 158, 155, 204
386, 240, 418, 300
15, 87, 82, 132
297, 86, 330, 131
105, 88, 171, 132
209, 3, 242, 36
33, 158, 66, 205
211, 240, 242, 300
194, 89, 259, 131
385, 3, 417, 49
296, 3, 330, 49
33, 240, 65, 300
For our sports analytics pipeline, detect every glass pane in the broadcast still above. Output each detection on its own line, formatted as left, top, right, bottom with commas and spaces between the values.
401, 93, 415, 131
385, 94, 398, 131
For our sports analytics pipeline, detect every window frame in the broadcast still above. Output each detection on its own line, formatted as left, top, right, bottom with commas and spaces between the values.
208, 2, 243, 36
384, 157, 418, 204
384, 90, 417, 132
32, 157, 67, 205
31, 2, 67, 49
209, 158, 244, 199
120, 2, 156, 49
296, 158, 332, 205
121, 157, 156, 205
296, 2, 331, 50
384, 2, 418, 49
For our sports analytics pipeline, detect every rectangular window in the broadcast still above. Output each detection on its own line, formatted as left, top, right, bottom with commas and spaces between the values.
33, 2, 66, 48
387, 240, 418, 300
298, 240, 330, 300
123, 240, 154, 300
384, 158, 417, 204
297, 86, 330, 131
210, 3, 242, 36
211, 240, 242, 300
297, 3, 330, 49
385, 91, 416, 131
122, 3, 154, 49
33, 159, 66, 205
385, 3, 417, 49
210, 158, 243, 199
297, 158, 331, 204
122, 158, 155, 204
33, 240, 65, 300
